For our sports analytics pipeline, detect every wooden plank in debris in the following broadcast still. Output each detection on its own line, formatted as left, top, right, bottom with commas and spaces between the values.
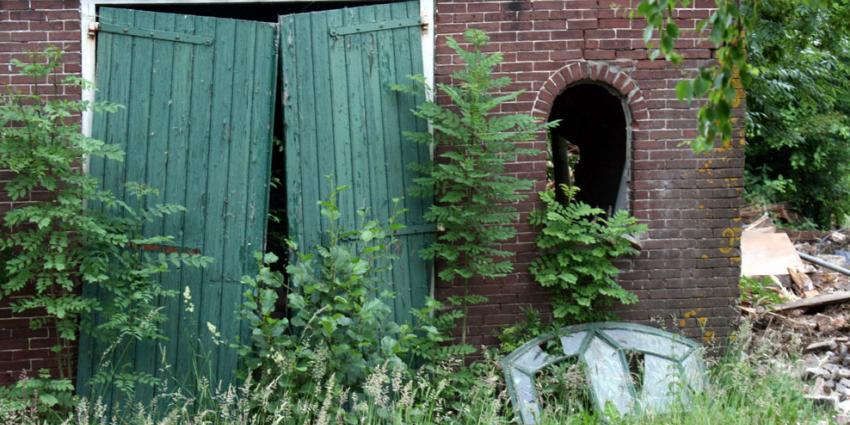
741, 230, 805, 277
788, 265, 815, 294
771, 291, 850, 312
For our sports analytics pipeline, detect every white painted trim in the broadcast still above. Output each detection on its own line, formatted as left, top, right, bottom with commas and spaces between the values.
80, 0, 96, 140
419, 0, 434, 101
418, 0, 434, 299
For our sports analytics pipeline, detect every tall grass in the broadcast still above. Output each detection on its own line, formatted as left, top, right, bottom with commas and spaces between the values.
2, 321, 834, 425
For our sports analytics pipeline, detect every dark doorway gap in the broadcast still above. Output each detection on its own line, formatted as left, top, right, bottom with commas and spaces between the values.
105, 1, 400, 22
548, 83, 628, 215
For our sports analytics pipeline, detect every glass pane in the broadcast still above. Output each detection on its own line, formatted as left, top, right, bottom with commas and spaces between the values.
603, 329, 690, 359
583, 336, 633, 415
560, 331, 587, 356
516, 345, 551, 372
639, 355, 681, 412
509, 367, 542, 424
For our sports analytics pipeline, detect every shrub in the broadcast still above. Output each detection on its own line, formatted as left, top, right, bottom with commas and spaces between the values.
234, 186, 410, 396
530, 186, 647, 323
396, 28, 555, 344
0, 49, 211, 415
233, 185, 476, 420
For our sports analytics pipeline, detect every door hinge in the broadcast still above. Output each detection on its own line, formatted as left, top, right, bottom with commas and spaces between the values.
98, 22, 213, 45
329, 17, 422, 37
87, 21, 99, 38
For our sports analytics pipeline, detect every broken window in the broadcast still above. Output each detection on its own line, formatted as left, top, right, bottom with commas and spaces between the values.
548, 83, 630, 214
501, 323, 707, 424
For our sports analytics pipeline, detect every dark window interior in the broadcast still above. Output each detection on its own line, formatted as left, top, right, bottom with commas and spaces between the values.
548, 83, 628, 214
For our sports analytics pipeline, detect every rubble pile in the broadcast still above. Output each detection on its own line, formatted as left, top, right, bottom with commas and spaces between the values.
740, 216, 850, 422
803, 337, 850, 420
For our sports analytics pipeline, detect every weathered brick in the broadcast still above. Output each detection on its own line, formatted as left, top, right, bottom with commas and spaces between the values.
435, 0, 742, 351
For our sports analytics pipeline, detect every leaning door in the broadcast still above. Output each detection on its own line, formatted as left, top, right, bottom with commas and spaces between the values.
77, 8, 277, 404
280, 1, 433, 324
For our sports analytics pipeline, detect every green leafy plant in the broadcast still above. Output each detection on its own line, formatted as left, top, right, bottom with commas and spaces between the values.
235, 186, 480, 420
738, 276, 785, 306
0, 49, 212, 409
530, 186, 647, 323
397, 29, 556, 345
744, 0, 850, 228
234, 186, 413, 399
636, 1, 850, 226
0, 369, 74, 423
497, 307, 551, 354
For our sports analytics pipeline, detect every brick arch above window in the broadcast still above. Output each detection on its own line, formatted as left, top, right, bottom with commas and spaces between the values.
532, 61, 649, 127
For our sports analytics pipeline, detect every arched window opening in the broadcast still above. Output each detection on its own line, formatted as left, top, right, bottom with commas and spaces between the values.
548, 83, 630, 215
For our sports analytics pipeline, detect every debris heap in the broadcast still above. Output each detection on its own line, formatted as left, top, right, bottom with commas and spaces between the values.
740, 214, 850, 422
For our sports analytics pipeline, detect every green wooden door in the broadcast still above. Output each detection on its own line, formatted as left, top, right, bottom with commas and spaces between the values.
280, 1, 432, 324
77, 8, 277, 404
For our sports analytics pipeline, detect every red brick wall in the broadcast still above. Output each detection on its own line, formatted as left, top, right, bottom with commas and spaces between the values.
0, 0, 82, 385
432, 0, 743, 347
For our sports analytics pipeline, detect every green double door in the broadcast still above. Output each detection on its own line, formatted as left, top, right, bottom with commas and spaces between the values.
78, 0, 431, 403
281, 1, 433, 324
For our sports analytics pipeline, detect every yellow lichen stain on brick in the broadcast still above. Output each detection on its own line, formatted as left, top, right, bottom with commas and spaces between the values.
683, 308, 702, 319
679, 319, 687, 328
703, 329, 716, 344
697, 317, 708, 328
701, 254, 709, 260
720, 227, 740, 255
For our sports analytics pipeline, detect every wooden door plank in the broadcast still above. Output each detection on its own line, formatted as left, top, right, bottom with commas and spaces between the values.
217, 20, 258, 387
242, 21, 279, 371
133, 11, 177, 403
344, 7, 371, 224
310, 12, 339, 232
326, 8, 355, 231
159, 12, 195, 390
280, 15, 303, 250
383, 3, 414, 321
199, 16, 237, 389
175, 14, 215, 386
399, 0, 432, 316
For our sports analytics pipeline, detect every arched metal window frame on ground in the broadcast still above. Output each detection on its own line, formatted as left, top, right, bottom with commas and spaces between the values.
501, 322, 707, 424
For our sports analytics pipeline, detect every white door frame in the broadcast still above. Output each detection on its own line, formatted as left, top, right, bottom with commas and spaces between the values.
78, 0, 435, 138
